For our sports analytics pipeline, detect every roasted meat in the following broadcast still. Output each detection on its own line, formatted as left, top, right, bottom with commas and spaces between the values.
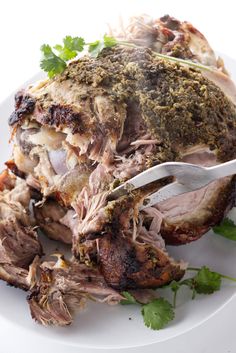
34, 199, 72, 244
72, 194, 185, 289
0, 170, 42, 289
28, 255, 123, 326
8, 40, 236, 248
110, 14, 219, 66
111, 14, 236, 104
99, 233, 184, 289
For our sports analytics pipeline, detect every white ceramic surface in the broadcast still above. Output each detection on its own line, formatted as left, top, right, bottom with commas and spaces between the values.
0, 54, 235, 351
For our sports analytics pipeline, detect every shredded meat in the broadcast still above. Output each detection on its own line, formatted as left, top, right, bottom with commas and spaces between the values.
28, 256, 123, 326
0, 171, 42, 289
34, 199, 72, 244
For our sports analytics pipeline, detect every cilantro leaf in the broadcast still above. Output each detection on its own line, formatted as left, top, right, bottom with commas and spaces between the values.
120, 291, 138, 305
54, 44, 77, 61
193, 266, 221, 294
40, 44, 66, 78
54, 36, 85, 61
63, 36, 85, 52
213, 218, 236, 241
141, 298, 174, 330
88, 40, 104, 57
88, 35, 117, 57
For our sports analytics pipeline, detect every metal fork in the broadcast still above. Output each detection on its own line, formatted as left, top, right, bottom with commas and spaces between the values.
109, 159, 236, 209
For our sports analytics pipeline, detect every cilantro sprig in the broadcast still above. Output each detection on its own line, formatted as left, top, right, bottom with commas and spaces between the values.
121, 291, 174, 330
40, 34, 214, 78
168, 266, 236, 307
213, 218, 236, 241
121, 266, 236, 331
40, 35, 118, 78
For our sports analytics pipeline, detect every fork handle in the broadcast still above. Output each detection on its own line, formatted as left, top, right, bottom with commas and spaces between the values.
207, 159, 236, 180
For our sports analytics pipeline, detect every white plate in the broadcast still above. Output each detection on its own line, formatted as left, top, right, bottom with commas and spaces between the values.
0, 54, 236, 352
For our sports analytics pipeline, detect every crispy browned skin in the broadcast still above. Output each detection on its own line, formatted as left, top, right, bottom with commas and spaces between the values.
5, 159, 26, 179
99, 233, 184, 290
73, 195, 185, 289
8, 91, 35, 126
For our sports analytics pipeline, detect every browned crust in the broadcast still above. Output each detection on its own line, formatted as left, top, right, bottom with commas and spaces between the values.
99, 233, 184, 290
0, 169, 15, 191
8, 91, 35, 126
42, 104, 85, 134
161, 177, 236, 245
5, 160, 26, 179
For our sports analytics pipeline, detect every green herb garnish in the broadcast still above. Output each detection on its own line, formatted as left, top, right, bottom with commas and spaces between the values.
141, 298, 174, 330
120, 291, 138, 305
121, 291, 174, 330
168, 266, 236, 307
88, 35, 117, 57
54, 36, 85, 61
40, 44, 67, 78
213, 218, 236, 241
40, 34, 214, 78
121, 266, 236, 331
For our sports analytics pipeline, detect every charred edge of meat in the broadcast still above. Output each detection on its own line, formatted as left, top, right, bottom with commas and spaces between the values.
8, 92, 35, 126
99, 232, 184, 290
161, 176, 236, 245
5, 160, 26, 179
42, 104, 84, 134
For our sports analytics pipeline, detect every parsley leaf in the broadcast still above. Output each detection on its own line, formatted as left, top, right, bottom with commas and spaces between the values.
141, 298, 174, 330
120, 291, 138, 305
213, 218, 236, 241
193, 266, 221, 294
40, 44, 66, 78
